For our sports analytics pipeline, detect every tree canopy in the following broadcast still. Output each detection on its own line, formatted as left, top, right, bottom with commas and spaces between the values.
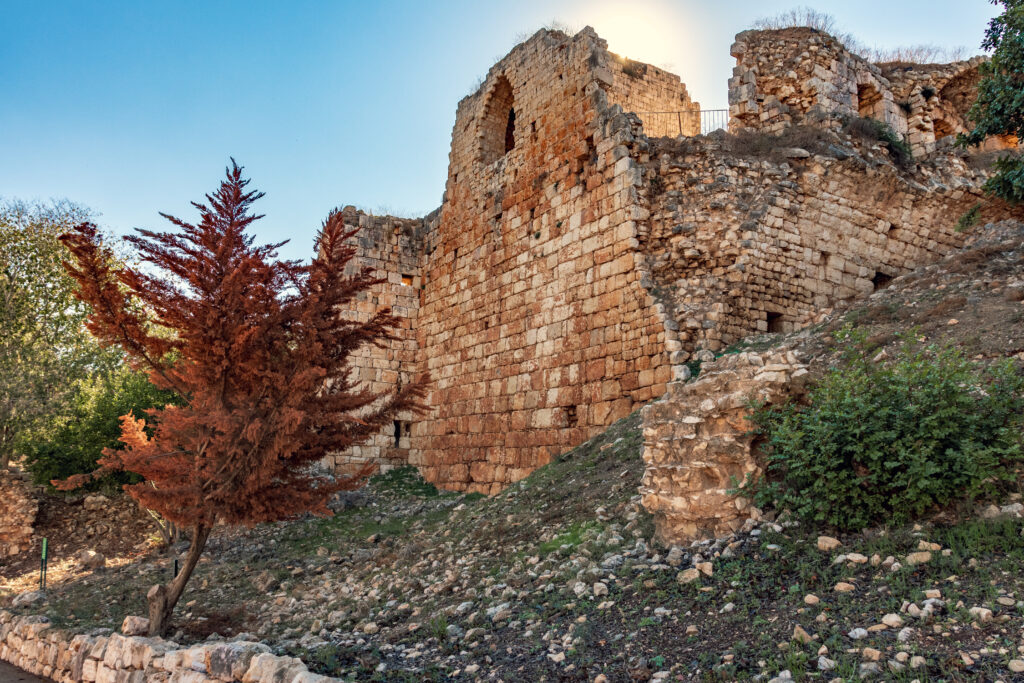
962, 0, 1024, 203
0, 200, 120, 469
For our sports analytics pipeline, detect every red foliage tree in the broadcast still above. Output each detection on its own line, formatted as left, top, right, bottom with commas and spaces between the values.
57, 161, 422, 635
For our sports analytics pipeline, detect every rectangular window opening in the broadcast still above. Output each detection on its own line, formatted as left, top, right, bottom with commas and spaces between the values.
393, 420, 411, 448
401, 274, 414, 286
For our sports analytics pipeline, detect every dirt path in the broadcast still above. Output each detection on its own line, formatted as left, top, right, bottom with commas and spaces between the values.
0, 661, 47, 683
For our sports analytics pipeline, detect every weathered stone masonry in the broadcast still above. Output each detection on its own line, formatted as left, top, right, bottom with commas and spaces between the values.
331, 26, 1019, 500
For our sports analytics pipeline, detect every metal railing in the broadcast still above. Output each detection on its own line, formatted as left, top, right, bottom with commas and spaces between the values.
635, 109, 730, 137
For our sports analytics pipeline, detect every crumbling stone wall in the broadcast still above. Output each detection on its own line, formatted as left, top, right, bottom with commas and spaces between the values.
410, 29, 677, 493
640, 350, 808, 542
638, 134, 1008, 353
727, 27, 1006, 157
0, 612, 338, 683
0, 470, 38, 560
606, 54, 701, 137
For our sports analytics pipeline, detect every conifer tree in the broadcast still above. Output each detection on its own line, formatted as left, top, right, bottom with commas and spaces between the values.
58, 161, 422, 635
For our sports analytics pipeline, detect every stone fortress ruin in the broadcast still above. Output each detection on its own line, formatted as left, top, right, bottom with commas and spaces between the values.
327, 25, 1019, 518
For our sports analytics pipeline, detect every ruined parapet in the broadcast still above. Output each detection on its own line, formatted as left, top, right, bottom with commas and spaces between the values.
0, 470, 38, 559
639, 350, 808, 542
881, 59, 1018, 155
729, 28, 905, 136
727, 28, 1015, 158
606, 54, 701, 137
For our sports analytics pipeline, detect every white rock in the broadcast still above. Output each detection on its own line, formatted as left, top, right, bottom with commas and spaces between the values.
817, 536, 842, 551
882, 613, 903, 628
121, 616, 149, 636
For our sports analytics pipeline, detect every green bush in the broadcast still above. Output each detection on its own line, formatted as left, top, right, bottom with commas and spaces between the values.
744, 329, 1024, 531
22, 366, 178, 489
842, 116, 914, 169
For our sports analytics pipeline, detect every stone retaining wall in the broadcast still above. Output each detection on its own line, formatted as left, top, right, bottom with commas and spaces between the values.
0, 612, 338, 683
640, 350, 809, 543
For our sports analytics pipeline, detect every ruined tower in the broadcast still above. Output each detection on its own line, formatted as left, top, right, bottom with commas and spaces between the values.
326, 26, 1018, 496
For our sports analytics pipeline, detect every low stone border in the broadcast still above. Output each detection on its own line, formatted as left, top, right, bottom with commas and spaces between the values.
0, 611, 339, 683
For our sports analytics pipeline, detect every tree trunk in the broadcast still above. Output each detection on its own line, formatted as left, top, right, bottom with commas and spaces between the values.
147, 524, 211, 636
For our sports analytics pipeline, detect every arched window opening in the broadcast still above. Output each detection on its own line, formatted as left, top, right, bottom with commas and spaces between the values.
857, 83, 882, 119
505, 108, 516, 154
479, 75, 516, 164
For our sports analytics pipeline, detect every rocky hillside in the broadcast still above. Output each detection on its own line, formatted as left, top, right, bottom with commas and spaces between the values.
3, 220, 1024, 682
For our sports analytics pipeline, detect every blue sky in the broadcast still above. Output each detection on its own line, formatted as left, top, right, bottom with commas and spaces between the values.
1, 1, 998, 262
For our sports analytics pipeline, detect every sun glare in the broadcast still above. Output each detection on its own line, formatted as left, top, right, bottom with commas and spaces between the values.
585, 0, 681, 73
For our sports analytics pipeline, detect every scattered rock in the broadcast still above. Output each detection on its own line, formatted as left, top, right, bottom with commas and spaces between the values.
817, 536, 842, 551
120, 615, 149, 636
882, 613, 903, 628
968, 606, 993, 623
677, 568, 701, 584
78, 549, 106, 570
905, 551, 932, 566
792, 624, 814, 644
11, 591, 45, 608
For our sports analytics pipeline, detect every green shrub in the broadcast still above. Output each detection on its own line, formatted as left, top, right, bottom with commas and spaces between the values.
842, 116, 914, 169
744, 329, 1024, 531
22, 366, 178, 489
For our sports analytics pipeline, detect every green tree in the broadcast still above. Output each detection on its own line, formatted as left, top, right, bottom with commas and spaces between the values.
22, 364, 179, 488
0, 200, 120, 469
961, 0, 1024, 203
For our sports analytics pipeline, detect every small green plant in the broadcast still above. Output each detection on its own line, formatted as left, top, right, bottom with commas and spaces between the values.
369, 466, 440, 497
427, 614, 449, 641
843, 116, 914, 169
956, 202, 982, 232
744, 327, 1024, 531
